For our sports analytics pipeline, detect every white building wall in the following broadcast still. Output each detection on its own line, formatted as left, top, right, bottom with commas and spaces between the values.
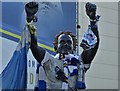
78, 2, 118, 89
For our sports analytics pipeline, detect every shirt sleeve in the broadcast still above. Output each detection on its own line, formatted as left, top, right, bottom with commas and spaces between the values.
41, 51, 52, 65
41, 51, 51, 65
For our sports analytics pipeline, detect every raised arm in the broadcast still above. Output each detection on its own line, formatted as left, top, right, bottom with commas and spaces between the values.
80, 2, 100, 64
25, 2, 45, 63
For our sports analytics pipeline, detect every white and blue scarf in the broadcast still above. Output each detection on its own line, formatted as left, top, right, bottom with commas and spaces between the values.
34, 64, 46, 91
80, 15, 100, 50
55, 53, 79, 90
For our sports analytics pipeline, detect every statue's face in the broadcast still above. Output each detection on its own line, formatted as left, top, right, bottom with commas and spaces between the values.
57, 34, 73, 54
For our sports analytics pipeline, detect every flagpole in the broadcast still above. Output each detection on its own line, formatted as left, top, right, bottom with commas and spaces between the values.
76, 1, 86, 91
76, 0, 81, 55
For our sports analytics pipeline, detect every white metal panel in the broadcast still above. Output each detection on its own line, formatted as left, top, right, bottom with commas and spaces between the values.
86, 76, 118, 89
94, 2, 118, 10
86, 63, 118, 89
86, 62, 118, 80
94, 49, 118, 66
99, 22, 118, 38
97, 6, 118, 24
99, 36, 118, 52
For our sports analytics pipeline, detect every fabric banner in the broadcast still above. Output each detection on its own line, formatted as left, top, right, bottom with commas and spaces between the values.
0, 25, 30, 89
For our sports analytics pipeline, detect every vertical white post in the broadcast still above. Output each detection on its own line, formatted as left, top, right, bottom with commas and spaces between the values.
76, 1, 81, 55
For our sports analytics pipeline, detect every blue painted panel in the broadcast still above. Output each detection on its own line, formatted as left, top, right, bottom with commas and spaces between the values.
2, 2, 76, 53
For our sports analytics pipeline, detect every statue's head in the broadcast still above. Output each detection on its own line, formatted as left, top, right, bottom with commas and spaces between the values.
53, 31, 78, 54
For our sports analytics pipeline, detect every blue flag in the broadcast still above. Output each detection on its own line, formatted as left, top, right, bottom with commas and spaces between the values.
0, 25, 30, 89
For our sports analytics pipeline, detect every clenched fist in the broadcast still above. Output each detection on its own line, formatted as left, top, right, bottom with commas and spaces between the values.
25, 2, 39, 22
85, 2, 97, 20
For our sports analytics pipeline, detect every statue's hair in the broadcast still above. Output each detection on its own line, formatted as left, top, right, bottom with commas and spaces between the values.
53, 31, 78, 52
